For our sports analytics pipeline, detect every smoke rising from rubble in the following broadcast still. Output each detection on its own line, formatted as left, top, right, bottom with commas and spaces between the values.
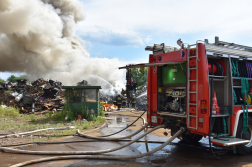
0, 0, 125, 93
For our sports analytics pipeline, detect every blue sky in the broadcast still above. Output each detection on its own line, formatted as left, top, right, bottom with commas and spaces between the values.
1, 0, 252, 80
76, 0, 252, 61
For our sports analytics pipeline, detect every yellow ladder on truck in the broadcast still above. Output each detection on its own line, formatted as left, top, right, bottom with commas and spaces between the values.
187, 43, 199, 130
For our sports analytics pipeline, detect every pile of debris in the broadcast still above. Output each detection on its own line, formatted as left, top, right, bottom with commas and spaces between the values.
0, 78, 64, 114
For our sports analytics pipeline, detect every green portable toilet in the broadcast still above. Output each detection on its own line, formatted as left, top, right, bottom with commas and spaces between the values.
62, 86, 102, 116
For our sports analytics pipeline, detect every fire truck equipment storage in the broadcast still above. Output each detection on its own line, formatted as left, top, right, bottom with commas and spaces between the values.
119, 37, 252, 156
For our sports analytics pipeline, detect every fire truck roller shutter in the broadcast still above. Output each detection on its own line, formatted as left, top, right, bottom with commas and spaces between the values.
205, 44, 252, 58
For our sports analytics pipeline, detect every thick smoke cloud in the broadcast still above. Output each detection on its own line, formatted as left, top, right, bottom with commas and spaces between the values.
0, 0, 125, 93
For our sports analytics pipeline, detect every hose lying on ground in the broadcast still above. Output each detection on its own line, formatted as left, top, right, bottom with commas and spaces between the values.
0, 139, 166, 148
1, 136, 226, 153
100, 110, 146, 137
0, 126, 75, 139
108, 113, 146, 125
10, 127, 185, 167
0, 124, 161, 155
78, 123, 149, 140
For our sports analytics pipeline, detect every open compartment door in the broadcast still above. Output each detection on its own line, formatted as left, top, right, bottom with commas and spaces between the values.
119, 61, 186, 69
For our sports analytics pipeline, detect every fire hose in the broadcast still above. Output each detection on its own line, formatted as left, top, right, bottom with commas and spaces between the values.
0, 123, 158, 155
10, 127, 185, 167
78, 123, 148, 140
0, 127, 75, 139
100, 110, 146, 137
106, 113, 146, 125
0, 111, 146, 139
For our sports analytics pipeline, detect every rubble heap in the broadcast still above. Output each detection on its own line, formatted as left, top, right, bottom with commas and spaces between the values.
0, 79, 64, 114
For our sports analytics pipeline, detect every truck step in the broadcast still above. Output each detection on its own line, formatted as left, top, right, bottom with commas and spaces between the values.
211, 137, 250, 147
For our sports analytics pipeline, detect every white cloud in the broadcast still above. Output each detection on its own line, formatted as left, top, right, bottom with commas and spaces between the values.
78, 26, 144, 46
78, 0, 252, 45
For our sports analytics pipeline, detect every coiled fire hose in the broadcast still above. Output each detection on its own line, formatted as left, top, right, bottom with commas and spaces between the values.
0, 124, 159, 155
10, 127, 185, 167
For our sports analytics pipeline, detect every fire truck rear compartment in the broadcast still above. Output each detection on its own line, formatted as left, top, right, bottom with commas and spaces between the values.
156, 54, 252, 138
157, 64, 186, 114
156, 63, 187, 134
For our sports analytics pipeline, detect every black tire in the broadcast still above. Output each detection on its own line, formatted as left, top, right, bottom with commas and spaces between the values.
182, 133, 203, 143
236, 117, 252, 155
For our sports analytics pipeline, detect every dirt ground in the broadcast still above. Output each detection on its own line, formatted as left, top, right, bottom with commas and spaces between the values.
106, 109, 171, 137
1, 109, 252, 167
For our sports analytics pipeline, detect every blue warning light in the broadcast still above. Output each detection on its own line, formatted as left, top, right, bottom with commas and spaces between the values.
158, 56, 162, 61
182, 51, 185, 57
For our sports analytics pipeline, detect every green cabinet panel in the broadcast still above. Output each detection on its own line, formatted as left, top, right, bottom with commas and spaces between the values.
162, 63, 186, 85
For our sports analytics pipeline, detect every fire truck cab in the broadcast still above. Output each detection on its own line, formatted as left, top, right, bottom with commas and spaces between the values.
120, 37, 252, 155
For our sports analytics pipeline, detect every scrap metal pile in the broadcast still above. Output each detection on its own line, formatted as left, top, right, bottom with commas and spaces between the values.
136, 83, 147, 111
0, 79, 64, 114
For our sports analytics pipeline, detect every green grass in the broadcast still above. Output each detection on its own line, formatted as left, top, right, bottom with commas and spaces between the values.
0, 105, 106, 142
0, 105, 20, 117
30, 115, 36, 122
99, 102, 105, 117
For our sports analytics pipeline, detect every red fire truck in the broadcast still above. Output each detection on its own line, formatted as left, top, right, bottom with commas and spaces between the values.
120, 37, 252, 155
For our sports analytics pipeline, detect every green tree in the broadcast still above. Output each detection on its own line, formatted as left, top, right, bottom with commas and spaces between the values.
7, 74, 29, 82
0, 78, 5, 82
18, 74, 29, 81
7, 75, 18, 82
131, 67, 148, 90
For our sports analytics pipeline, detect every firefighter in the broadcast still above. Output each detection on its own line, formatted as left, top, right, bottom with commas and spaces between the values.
122, 94, 127, 108
131, 94, 136, 108
121, 88, 126, 96
116, 94, 122, 110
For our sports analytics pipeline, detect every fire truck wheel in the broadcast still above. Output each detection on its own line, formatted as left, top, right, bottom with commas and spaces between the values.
236, 118, 252, 155
182, 133, 203, 143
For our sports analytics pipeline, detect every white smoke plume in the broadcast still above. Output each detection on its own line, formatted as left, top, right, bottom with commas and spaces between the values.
0, 0, 126, 93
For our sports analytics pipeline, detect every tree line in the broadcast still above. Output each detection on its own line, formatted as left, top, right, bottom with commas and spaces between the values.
0, 75, 29, 83
131, 67, 148, 90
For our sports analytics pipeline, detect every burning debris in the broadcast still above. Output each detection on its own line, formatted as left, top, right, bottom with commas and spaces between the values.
0, 79, 64, 114
100, 100, 118, 112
